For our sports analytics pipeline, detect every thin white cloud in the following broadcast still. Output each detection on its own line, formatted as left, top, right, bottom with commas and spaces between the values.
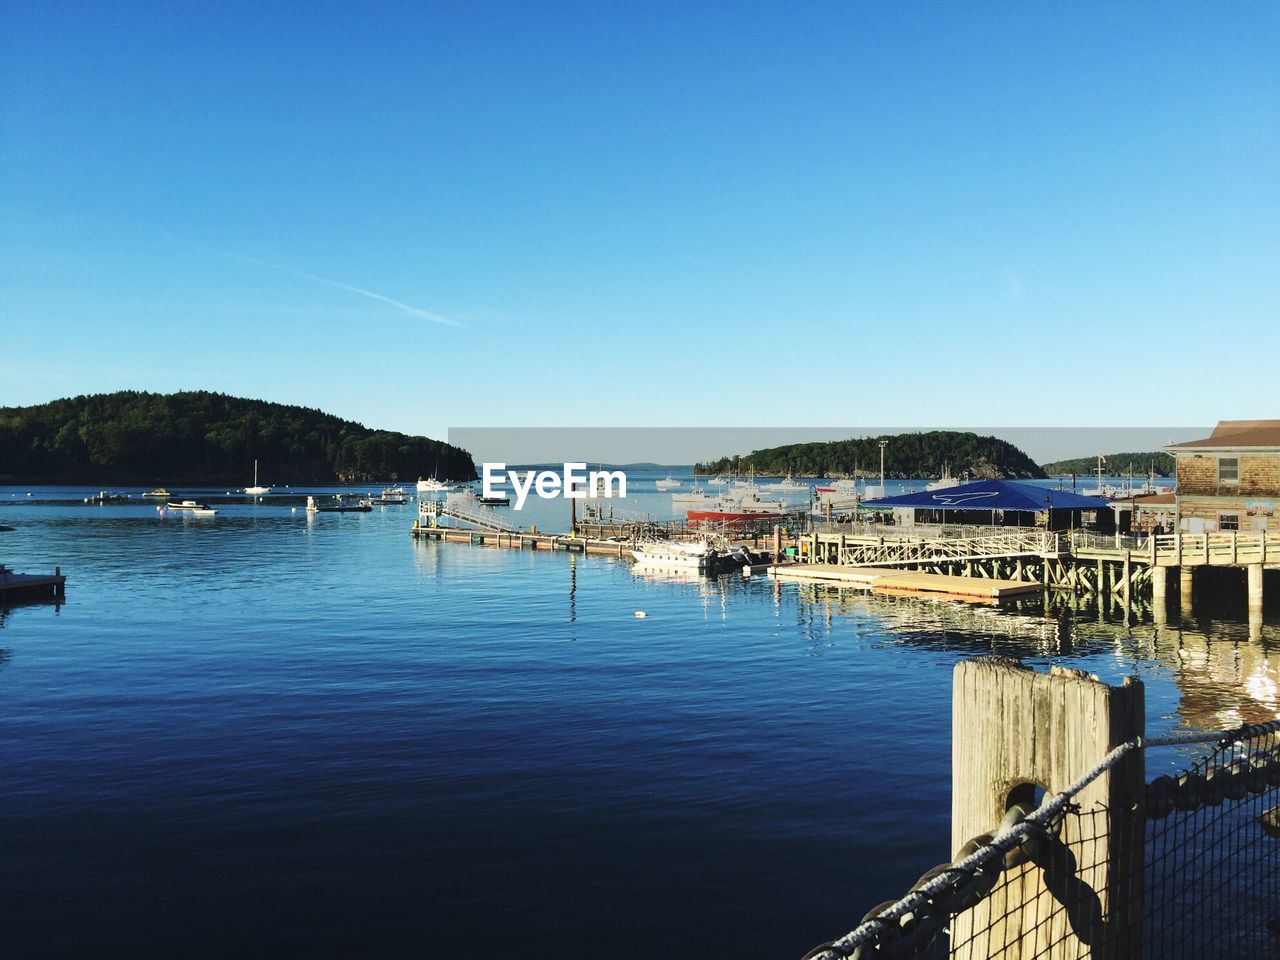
227, 252, 463, 328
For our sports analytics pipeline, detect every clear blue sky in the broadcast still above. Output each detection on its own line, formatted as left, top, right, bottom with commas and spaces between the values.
2, 1, 1277, 442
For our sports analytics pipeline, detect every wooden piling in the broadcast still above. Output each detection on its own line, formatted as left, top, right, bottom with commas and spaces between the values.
951, 658, 1144, 960
1248, 563, 1264, 613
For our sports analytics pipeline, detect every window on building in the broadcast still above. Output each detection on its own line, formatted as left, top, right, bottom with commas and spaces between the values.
1219, 514, 1240, 530
1218, 457, 1239, 483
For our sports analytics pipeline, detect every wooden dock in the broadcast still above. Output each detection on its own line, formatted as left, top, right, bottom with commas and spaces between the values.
768, 562, 1041, 601
412, 523, 639, 558
0, 565, 66, 603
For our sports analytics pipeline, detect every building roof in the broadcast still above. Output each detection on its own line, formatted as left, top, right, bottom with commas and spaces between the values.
861, 479, 1110, 513
1169, 420, 1280, 450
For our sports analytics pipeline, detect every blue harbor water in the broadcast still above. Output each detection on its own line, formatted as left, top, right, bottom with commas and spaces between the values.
1, 477, 1274, 958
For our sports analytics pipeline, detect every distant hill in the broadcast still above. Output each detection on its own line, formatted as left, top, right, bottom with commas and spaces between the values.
1041, 452, 1174, 477
695, 431, 1045, 479
0, 391, 475, 484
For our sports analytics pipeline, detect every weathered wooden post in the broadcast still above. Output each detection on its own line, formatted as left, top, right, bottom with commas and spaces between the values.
1151, 566, 1168, 627
951, 658, 1145, 960
1248, 563, 1264, 613
1180, 565, 1195, 615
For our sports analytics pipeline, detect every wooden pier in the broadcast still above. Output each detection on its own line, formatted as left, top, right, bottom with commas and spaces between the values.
412, 521, 640, 558
0, 565, 66, 603
796, 525, 1279, 606
769, 563, 1041, 601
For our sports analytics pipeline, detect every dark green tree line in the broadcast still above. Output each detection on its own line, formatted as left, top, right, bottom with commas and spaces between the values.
0, 391, 476, 483
695, 431, 1044, 479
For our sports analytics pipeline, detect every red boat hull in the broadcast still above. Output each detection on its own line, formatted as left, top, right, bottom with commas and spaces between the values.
686, 509, 786, 527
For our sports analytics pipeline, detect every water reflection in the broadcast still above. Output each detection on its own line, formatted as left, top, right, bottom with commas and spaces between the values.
788, 583, 1279, 733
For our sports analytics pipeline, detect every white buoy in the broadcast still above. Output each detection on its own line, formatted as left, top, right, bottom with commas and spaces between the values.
634, 611, 647, 618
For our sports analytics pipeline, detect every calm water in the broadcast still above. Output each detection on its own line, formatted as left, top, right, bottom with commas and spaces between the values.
1, 481, 1275, 958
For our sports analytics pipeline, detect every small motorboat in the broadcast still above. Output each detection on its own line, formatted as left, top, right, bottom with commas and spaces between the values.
373, 485, 408, 504
632, 540, 713, 570
141, 487, 171, 499
655, 476, 681, 490
165, 499, 210, 510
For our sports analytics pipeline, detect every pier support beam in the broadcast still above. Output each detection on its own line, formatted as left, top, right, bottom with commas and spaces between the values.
1180, 566, 1195, 615
951, 659, 1145, 960
1248, 563, 1265, 613
1152, 567, 1168, 626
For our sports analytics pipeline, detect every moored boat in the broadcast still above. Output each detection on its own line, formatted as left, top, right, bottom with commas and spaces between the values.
84, 491, 130, 504
416, 476, 453, 494
655, 476, 681, 490
672, 488, 714, 507
926, 465, 962, 491
685, 490, 791, 527
373, 485, 408, 504
141, 487, 171, 499
769, 471, 810, 493
165, 499, 210, 510
632, 540, 713, 570
245, 459, 271, 495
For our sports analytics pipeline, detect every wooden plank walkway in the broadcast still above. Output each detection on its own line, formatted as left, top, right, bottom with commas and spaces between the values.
768, 563, 1041, 600
412, 524, 637, 558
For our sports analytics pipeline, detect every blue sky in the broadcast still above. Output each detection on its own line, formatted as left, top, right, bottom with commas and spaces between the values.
2, 1, 1277, 442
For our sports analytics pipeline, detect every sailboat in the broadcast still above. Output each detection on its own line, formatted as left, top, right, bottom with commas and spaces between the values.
245, 459, 271, 495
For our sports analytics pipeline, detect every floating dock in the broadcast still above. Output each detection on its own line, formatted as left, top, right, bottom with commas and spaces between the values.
0, 565, 66, 603
767, 562, 1041, 601
412, 523, 639, 558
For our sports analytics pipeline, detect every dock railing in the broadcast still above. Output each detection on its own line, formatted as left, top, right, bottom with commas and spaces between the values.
799, 659, 1280, 960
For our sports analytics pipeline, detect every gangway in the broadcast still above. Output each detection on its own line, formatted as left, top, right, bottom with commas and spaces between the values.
419, 497, 519, 533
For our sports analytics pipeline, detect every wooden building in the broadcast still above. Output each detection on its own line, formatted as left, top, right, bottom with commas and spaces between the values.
1168, 420, 1280, 533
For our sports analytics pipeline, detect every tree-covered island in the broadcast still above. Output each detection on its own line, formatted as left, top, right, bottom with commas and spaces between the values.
0, 391, 476, 484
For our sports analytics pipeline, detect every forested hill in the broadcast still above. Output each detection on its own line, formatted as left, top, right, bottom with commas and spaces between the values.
695, 432, 1044, 479
1041, 452, 1175, 476
0, 391, 476, 484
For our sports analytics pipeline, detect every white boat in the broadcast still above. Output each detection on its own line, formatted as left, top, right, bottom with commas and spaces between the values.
417, 476, 453, 494
655, 476, 681, 490
672, 488, 714, 507
374, 485, 408, 504
632, 540, 713, 570
769, 471, 810, 494
164, 499, 208, 511
685, 490, 790, 526
245, 460, 270, 495
926, 465, 962, 491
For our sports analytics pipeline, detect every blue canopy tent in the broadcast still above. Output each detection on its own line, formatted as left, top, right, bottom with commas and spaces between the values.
860, 480, 1112, 530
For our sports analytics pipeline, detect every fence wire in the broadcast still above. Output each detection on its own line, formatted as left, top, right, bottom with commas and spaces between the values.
802, 724, 1280, 960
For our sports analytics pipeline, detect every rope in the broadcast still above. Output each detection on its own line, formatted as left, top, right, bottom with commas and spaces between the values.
805, 717, 1280, 960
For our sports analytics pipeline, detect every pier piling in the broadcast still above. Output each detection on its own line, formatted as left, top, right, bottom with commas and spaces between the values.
951, 659, 1144, 960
